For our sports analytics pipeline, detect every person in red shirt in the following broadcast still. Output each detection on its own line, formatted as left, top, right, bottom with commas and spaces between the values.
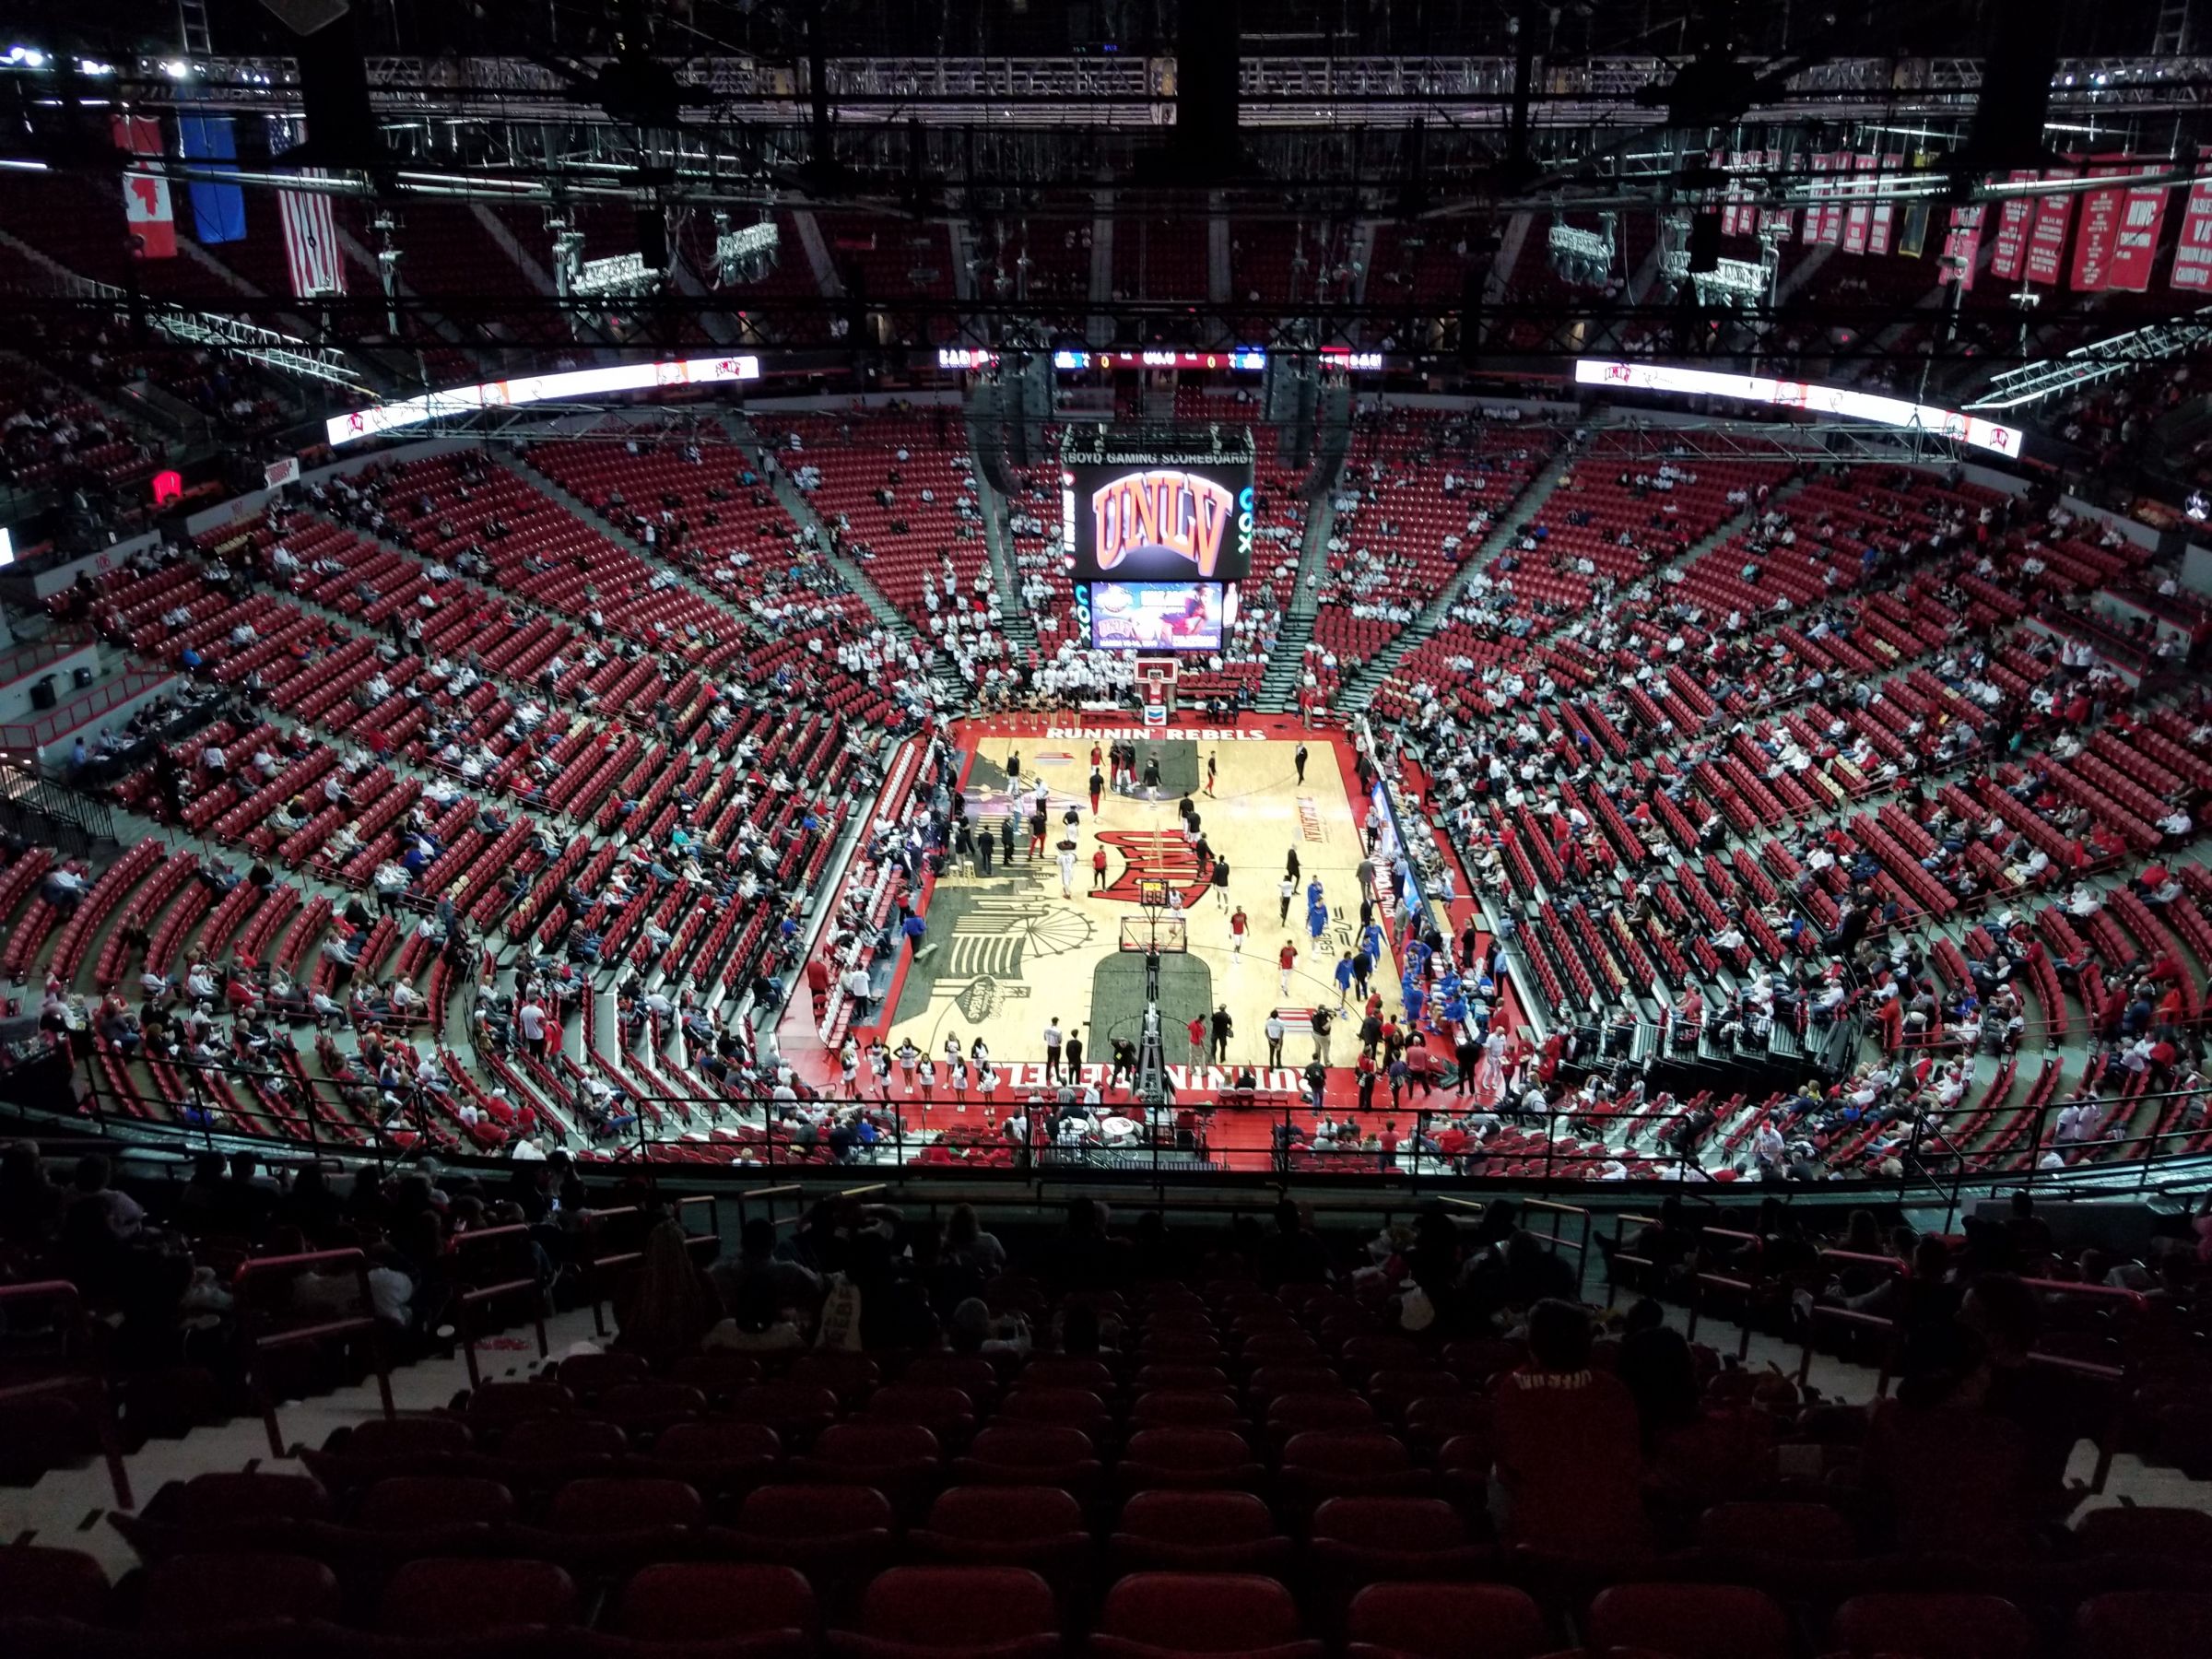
1490, 1300, 1648, 1556
1187, 1014, 1207, 1053
1277, 940, 1298, 996
1092, 847, 1109, 891
1229, 905, 1248, 956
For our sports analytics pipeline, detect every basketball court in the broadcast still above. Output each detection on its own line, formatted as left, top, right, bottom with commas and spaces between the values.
878, 715, 1375, 1093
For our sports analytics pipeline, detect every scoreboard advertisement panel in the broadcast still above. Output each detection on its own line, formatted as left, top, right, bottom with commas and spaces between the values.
1085, 581, 1229, 653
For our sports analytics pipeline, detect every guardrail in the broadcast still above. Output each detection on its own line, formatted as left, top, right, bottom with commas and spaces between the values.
55, 1055, 2212, 1214
0, 665, 174, 751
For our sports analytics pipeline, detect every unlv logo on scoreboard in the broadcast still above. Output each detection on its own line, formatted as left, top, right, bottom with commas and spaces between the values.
1091, 470, 1239, 580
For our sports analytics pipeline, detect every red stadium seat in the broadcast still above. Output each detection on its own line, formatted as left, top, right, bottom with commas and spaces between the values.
1829, 1594, 2034, 1659
1094, 1572, 1322, 1659
1583, 1585, 1792, 1659
831, 1566, 1062, 1659
1347, 1583, 1550, 1659
1109, 1489, 1296, 1573
611, 1561, 817, 1651
140, 1554, 341, 1630
2076, 1591, 2212, 1659
377, 1558, 579, 1637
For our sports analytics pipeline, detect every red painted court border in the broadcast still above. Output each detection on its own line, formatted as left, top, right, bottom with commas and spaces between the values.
773, 712, 1531, 1164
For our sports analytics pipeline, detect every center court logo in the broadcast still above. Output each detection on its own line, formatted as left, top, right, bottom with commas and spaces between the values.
1092, 830, 1214, 909
1091, 470, 1239, 578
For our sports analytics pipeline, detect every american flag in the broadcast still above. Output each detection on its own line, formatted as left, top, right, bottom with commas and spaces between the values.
279, 171, 347, 298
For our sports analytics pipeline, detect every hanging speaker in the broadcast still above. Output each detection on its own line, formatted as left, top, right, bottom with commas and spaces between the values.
1457, 268, 1485, 368
1688, 209, 1723, 274
1966, 0, 2057, 170
637, 206, 669, 271
259, 0, 351, 30
1283, 370, 1318, 473
262, 3, 375, 166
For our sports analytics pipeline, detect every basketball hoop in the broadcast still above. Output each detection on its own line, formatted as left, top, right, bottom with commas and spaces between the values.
1121, 876, 1188, 959
1138, 657, 1177, 728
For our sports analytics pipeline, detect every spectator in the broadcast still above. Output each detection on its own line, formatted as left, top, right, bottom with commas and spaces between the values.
1489, 1297, 1648, 1555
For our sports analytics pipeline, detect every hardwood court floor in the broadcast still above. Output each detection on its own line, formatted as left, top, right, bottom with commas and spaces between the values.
879, 726, 1381, 1092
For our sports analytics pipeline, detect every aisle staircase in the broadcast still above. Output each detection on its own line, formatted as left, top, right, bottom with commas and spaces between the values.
1335, 447, 1578, 712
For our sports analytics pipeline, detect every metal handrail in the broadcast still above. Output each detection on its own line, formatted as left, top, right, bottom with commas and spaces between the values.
1687, 1226, 1764, 1359
0, 1279, 133, 1508
232, 1246, 395, 1456
450, 1222, 550, 1387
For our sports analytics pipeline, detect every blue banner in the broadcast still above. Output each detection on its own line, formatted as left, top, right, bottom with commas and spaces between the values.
177, 115, 245, 245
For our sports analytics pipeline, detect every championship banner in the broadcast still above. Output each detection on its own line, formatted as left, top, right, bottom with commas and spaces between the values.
2173, 148, 2212, 291
1810, 154, 1841, 245
1939, 204, 1984, 289
1990, 171, 2037, 281
2025, 170, 2077, 286
2109, 167, 2170, 292
2070, 159, 2136, 291
1867, 154, 1896, 255
1721, 152, 1751, 237
1842, 155, 1874, 254
1760, 151, 1794, 240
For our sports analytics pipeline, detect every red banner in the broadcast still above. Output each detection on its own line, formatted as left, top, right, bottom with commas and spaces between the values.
1721, 152, 1750, 238
2025, 170, 2077, 285
1760, 151, 1794, 240
1869, 154, 1896, 255
1842, 154, 1873, 253
2110, 169, 2170, 292
1940, 204, 1984, 290
1811, 154, 1845, 244
1989, 171, 2036, 280
2070, 159, 2134, 291
2173, 149, 2212, 291
111, 114, 175, 259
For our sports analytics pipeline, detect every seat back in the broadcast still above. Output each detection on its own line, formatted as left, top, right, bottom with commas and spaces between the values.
738, 1482, 897, 1539
141, 1553, 340, 1630
2076, 1591, 2212, 1659
1100, 1572, 1307, 1653
2075, 1506, 2212, 1560
1830, 1594, 2033, 1659
547, 1476, 704, 1533
500, 1416, 628, 1464
1696, 1500, 1857, 1559
378, 1558, 579, 1636
615, 1562, 817, 1641
1312, 1497, 1468, 1552
169, 1471, 333, 1525
357, 1476, 515, 1531
924, 1485, 1086, 1544
0, 1545, 110, 1623
1118, 1490, 1277, 1546
1585, 1584, 1791, 1659
1346, 1583, 1548, 1659
860, 1566, 1060, 1646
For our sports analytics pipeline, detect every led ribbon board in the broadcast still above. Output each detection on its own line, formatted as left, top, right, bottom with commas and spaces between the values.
327, 355, 761, 447
1573, 359, 2026, 457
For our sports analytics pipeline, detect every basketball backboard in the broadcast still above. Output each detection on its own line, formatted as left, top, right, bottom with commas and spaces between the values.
1118, 914, 1189, 954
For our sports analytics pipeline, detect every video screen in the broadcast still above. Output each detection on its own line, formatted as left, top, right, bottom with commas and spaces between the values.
1088, 582, 1229, 653
1065, 461, 1253, 584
